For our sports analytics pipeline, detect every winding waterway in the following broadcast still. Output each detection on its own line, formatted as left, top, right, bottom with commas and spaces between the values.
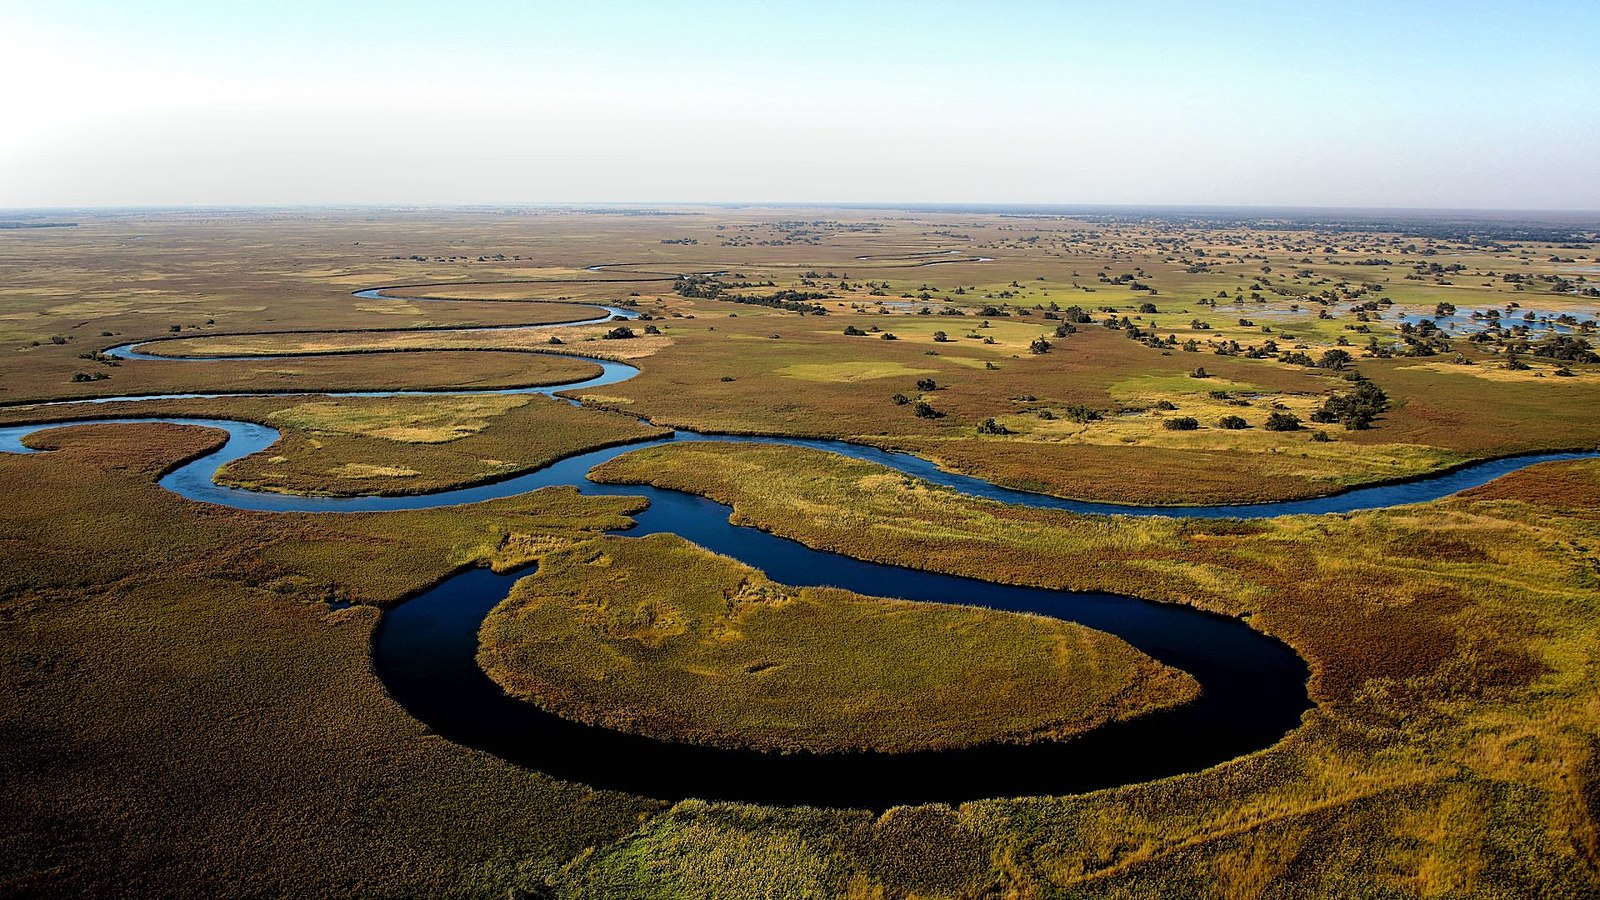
2, 280, 1592, 808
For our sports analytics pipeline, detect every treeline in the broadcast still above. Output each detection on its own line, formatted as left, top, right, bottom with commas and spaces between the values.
673, 276, 831, 314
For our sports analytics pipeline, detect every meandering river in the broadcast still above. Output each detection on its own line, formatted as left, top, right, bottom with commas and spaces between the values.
1, 282, 1591, 807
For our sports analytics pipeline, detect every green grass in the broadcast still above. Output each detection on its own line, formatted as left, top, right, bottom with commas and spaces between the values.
584, 439, 1600, 896
478, 533, 1197, 754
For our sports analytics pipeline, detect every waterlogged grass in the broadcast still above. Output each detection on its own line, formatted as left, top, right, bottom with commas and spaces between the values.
579, 441, 1600, 895
478, 533, 1197, 754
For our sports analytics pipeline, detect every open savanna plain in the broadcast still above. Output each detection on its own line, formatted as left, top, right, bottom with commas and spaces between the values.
1, 206, 1598, 897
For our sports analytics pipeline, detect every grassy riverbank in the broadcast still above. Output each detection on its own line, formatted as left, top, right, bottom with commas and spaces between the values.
0, 423, 659, 896
219, 393, 668, 496
0, 392, 669, 498
587, 440, 1600, 894
478, 533, 1198, 754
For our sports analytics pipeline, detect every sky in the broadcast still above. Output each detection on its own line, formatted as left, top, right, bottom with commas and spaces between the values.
2, 0, 1597, 210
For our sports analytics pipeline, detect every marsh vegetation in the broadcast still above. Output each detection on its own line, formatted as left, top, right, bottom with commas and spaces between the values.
1, 206, 1597, 897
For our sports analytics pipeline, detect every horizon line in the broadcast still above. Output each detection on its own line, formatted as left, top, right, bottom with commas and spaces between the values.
4, 201, 1600, 219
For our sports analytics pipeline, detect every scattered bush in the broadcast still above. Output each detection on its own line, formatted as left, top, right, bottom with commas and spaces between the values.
1217, 415, 1248, 430
976, 418, 1011, 435
1163, 417, 1200, 431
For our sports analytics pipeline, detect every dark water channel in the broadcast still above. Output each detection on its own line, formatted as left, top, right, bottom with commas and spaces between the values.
3, 286, 1592, 807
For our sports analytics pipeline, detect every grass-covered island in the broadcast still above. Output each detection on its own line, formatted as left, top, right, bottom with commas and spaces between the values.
477, 534, 1199, 754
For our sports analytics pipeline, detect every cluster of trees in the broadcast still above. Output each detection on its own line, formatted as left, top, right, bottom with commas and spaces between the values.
1310, 375, 1390, 429
1528, 334, 1598, 363
1263, 411, 1303, 431
1162, 411, 1302, 432
1386, 319, 1453, 357
673, 276, 830, 314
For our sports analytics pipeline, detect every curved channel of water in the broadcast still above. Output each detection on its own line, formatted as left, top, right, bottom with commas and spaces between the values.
2, 283, 1591, 808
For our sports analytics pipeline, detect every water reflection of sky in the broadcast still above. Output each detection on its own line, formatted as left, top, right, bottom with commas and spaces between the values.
1395, 307, 1600, 336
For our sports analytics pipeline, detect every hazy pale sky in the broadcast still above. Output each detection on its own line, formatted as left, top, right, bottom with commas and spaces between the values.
3, 0, 1597, 210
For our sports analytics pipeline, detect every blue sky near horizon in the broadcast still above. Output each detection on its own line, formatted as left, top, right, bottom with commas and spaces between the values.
2, 0, 1597, 209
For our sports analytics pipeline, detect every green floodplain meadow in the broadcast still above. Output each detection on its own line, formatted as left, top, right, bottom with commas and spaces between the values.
1, 206, 1599, 897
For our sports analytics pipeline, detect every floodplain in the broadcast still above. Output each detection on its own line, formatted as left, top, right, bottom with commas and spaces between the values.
1, 206, 1598, 897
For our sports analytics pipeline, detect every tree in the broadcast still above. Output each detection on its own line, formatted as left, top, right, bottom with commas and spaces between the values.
1318, 348, 1352, 370
843, 325, 866, 336
1264, 411, 1302, 431
1030, 337, 1052, 354
1190, 366, 1209, 378
1310, 377, 1389, 429
602, 326, 635, 340
932, 330, 949, 342
1163, 416, 1200, 430
916, 378, 938, 391
1218, 415, 1248, 430
913, 400, 942, 419
976, 418, 1011, 435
